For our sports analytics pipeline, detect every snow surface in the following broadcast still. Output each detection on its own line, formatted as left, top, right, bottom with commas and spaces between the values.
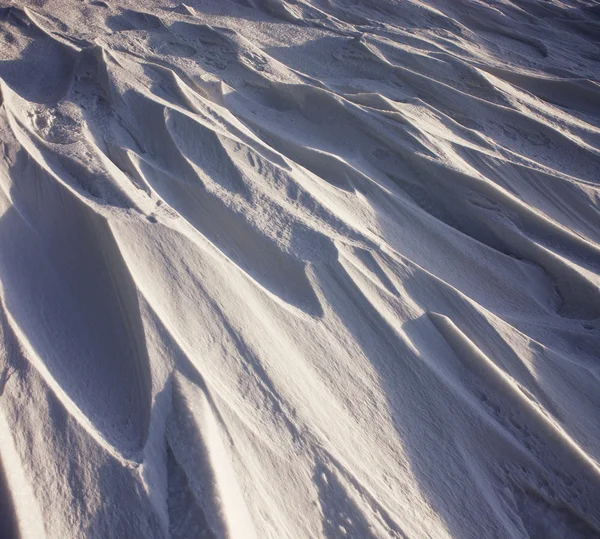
0, 0, 600, 537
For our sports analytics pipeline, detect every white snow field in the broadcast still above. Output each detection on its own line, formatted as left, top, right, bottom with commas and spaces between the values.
0, 0, 600, 537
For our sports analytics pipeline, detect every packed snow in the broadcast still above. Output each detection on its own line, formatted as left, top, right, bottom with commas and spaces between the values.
0, 0, 600, 537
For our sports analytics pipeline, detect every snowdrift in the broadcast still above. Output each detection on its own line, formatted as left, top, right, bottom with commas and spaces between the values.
1, 0, 600, 537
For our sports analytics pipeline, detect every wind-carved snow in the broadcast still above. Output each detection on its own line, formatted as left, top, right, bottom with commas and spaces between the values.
0, 0, 599, 537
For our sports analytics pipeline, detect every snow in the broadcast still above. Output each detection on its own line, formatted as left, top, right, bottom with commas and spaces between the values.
0, 0, 599, 537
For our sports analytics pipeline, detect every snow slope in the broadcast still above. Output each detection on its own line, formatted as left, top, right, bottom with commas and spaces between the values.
1, 0, 600, 537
